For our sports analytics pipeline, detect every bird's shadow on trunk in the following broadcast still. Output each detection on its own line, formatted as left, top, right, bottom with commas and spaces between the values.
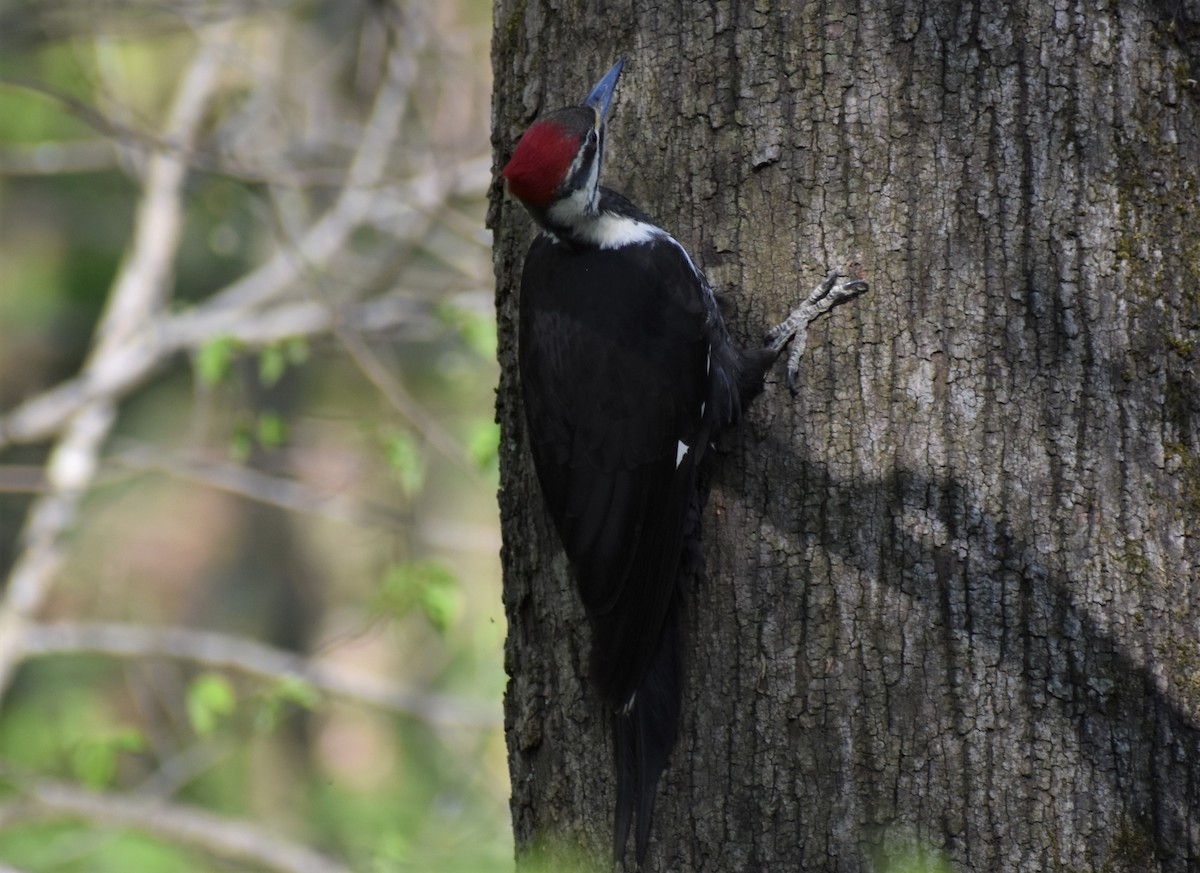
712, 434, 1198, 865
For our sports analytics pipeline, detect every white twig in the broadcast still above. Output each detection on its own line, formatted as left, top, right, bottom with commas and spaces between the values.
21, 622, 501, 728
93, 24, 232, 356
0, 779, 351, 873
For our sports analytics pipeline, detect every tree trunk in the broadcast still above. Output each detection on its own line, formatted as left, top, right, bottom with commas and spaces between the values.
490, 2, 1200, 871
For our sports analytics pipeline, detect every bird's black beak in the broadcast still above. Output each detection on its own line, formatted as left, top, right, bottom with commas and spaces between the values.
583, 59, 624, 128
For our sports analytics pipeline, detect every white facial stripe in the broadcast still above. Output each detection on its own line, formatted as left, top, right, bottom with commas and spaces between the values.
548, 185, 595, 228
564, 142, 590, 186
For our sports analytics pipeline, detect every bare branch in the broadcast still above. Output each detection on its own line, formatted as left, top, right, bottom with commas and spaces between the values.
0, 778, 351, 873
131, 739, 235, 801
0, 76, 152, 151
164, 293, 442, 349
0, 155, 488, 450
205, 17, 428, 319
108, 442, 502, 552
0, 140, 118, 176
335, 325, 478, 474
0, 24, 231, 702
109, 442, 407, 529
93, 22, 234, 353
21, 622, 501, 728
0, 286, 460, 450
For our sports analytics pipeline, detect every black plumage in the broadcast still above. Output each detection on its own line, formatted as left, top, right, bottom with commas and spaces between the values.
517, 187, 771, 865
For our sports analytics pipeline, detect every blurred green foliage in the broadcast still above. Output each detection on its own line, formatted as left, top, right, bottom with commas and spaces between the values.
374, 560, 463, 634
384, 429, 427, 499
0, 1, 509, 871
186, 673, 237, 738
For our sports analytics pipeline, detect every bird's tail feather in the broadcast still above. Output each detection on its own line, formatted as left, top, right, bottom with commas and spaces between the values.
612, 610, 681, 867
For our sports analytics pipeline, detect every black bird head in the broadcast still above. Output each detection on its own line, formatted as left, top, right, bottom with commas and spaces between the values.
502, 59, 624, 226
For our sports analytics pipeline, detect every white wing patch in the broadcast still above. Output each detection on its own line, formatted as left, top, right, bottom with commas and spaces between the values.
544, 198, 661, 250
573, 213, 659, 249
592, 215, 659, 248
675, 440, 690, 468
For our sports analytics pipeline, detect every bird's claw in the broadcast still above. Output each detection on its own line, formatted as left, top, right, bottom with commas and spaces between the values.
766, 268, 868, 393
786, 361, 801, 396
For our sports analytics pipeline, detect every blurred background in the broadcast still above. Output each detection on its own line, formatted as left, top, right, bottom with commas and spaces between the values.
0, 1, 509, 871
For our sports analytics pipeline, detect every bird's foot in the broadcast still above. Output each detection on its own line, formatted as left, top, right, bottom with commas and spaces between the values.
764, 269, 868, 394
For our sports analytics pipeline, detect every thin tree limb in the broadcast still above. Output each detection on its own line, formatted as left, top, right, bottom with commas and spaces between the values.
21, 622, 501, 728
335, 324, 478, 474
0, 140, 118, 175
107, 442, 503, 554
109, 441, 407, 529
0, 282, 470, 450
0, 163, 488, 449
0, 779, 351, 873
203, 17, 427, 319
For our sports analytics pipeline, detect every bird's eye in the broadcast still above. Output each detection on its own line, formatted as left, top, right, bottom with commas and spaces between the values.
585, 129, 598, 149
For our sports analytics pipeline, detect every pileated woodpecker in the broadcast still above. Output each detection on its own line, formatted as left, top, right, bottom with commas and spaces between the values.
501, 59, 865, 867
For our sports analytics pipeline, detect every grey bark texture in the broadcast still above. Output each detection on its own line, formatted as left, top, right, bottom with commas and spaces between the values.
490, 2, 1200, 871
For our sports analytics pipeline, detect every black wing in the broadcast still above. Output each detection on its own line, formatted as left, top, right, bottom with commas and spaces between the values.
518, 232, 710, 705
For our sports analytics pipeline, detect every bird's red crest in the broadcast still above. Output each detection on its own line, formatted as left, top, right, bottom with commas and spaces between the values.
501, 120, 581, 208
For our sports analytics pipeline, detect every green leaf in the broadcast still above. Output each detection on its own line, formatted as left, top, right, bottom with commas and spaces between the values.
375, 563, 421, 617
275, 676, 319, 710
256, 410, 287, 448
70, 728, 145, 790
229, 423, 253, 462
258, 345, 287, 387
71, 739, 118, 789
255, 676, 320, 733
257, 338, 307, 387
384, 430, 425, 498
374, 560, 461, 632
187, 673, 236, 738
110, 727, 146, 752
194, 336, 237, 387
418, 571, 462, 633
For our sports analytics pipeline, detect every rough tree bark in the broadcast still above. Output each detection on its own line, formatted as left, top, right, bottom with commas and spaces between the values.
490, 2, 1200, 871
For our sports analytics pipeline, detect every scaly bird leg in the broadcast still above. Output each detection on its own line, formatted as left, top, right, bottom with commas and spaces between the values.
764, 268, 868, 394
